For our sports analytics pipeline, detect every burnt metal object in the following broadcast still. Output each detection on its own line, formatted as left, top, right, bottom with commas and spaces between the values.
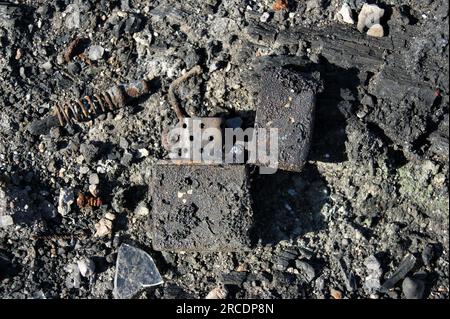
53, 80, 150, 126
150, 162, 253, 251
255, 66, 321, 172
164, 65, 224, 162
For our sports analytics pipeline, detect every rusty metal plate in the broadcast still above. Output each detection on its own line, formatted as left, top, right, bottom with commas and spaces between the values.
164, 117, 224, 163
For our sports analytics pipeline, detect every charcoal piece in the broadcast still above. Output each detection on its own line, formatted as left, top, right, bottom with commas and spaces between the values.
379, 253, 416, 293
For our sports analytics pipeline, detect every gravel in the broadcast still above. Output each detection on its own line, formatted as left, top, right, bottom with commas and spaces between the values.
0, 0, 448, 299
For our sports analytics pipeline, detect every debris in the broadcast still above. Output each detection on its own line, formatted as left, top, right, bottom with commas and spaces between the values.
272, 0, 288, 11
295, 260, 316, 283
94, 213, 115, 237
57, 187, 75, 216
76, 192, 103, 208
89, 173, 100, 185
330, 288, 343, 299
167, 65, 203, 122
77, 258, 95, 277
52, 80, 150, 127
67, 61, 81, 74
133, 31, 152, 58
151, 163, 253, 251
364, 255, 383, 293
134, 203, 149, 216
402, 276, 425, 299
0, 2, 23, 28
87, 45, 105, 61
422, 244, 436, 267
255, 63, 321, 172
205, 286, 228, 299
357, 4, 385, 35
64, 4, 80, 29
337, 3, 354, 24
0, 215, 14, 228
88, 184, 99, 197
276, 247, 299, 270
65, 263, 81, 289
338, 258, 357, 291
114, 244, 163, 299
64, 37, 85, 63
164, 65, 224, 162
366, 23, 384, 38
379, 254, 416, 293
260, 12, 270, 23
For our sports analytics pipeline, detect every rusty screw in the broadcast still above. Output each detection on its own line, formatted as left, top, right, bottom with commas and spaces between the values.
54, 80, 150, 126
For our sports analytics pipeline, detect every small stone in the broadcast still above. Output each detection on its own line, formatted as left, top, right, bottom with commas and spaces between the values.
306, 0, 322, 12
0, 215, 14, 227
330, 288, 343, 299
88, 45, 105, 61
134, 203, 149, 216
402, 277, 425, 299
67, 62, 81, 74
57, 187, 74, 216
89, 184, 99, 197
364, 255, 382, 274
422, 244, 435, 267
94, 213, 115, 237
64, 4, 80, 29
357, 4, 384, 33
40, 61, 52, 70
137, 148, 149, 159
260, 12, 270, 23
119, 137, 129, 149
337, 3, 354, 24
121, 152, 133, 166
49, 127, 61, 139
77, 258, 95, 277
364, 255, 383, 293
89, 173, 99, 185
367, 24, 384, 38
66, 263, 81, 289
361, 94, 374, 107
80, 143, 99, 164
205, 286, 228, 299
295, 260, 315, 282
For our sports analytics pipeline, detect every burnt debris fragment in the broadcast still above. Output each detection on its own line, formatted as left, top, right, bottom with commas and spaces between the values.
28, 80, 151, 135
151, 162, 253, 252
53, 80, 150, 127
255, 65, 322, 172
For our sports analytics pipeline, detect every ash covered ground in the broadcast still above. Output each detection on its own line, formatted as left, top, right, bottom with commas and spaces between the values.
0, 0, 448, 299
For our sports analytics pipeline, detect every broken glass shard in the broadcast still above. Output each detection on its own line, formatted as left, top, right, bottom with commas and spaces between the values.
114, 244, 163, 299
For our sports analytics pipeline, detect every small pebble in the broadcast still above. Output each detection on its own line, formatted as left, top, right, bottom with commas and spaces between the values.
260, 12, 270, 23
330, 288, 343, 299
88, 45, 105, 61
89, 173, 100, 185
77, 258, 95, 277
367, 24, 384, 38
402, 277, 425, 299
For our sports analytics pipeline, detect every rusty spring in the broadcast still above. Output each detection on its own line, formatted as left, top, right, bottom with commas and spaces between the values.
53, 80, 150, 126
